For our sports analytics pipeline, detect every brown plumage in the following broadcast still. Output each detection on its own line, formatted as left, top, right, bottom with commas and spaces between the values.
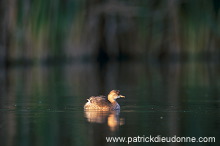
84, 90, 125, 111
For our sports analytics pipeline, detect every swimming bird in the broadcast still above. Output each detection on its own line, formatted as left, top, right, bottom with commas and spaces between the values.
84, 90, 125, 111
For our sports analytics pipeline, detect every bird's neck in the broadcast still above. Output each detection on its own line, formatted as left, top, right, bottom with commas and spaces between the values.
108, 97, 117, 103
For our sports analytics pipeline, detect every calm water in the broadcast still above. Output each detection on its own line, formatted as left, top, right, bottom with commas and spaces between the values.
0, 61, 220, 146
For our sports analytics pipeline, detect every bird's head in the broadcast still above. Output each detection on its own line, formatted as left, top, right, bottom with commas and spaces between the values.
108, 90, 125, 101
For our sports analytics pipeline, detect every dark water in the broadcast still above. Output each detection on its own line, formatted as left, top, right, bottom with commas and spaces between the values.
0, 62, 220, 146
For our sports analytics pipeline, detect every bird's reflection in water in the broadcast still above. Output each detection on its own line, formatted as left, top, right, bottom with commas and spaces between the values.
84, 110, 124, 131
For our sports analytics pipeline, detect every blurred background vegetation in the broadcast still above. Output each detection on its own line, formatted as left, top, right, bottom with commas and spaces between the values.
1, 0, 220, 66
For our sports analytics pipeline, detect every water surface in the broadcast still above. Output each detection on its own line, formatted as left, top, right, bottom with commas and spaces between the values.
0, 62, 219, 146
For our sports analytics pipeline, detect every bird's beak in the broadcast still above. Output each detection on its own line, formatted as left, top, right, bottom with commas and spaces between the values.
119, 95, 125, 98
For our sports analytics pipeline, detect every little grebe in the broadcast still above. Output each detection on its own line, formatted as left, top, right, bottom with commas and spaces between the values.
84, 90, 125, 110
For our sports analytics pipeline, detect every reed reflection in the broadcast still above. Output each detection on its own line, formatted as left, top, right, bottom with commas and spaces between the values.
84, 110, 124, 131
